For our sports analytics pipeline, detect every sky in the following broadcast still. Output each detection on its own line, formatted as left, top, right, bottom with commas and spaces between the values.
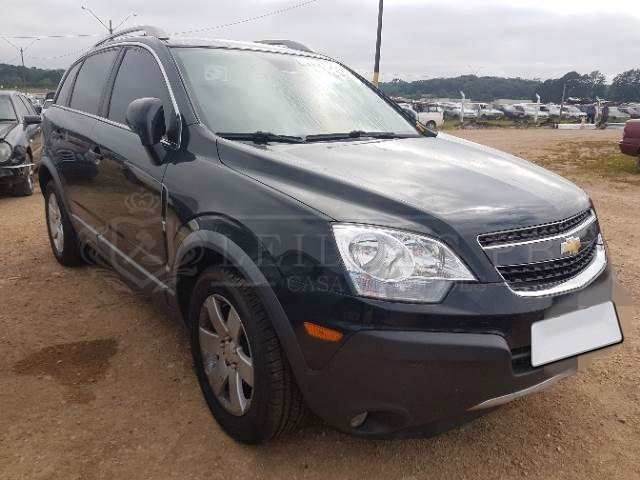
1, 0, 639, 82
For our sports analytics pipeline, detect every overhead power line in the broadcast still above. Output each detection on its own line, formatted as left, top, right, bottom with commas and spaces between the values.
1, 0, 321, 65
0, 0, 320, 40
170, 0, 320, 36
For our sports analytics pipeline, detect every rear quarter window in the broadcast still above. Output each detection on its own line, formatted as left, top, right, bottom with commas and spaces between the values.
55, 62, 81, 107
69, 49, 118, 115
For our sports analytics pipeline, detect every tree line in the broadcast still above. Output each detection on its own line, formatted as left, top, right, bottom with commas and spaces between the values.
0, 63, 65, 90
2, 61, 640, 103
381, 69, 640, 103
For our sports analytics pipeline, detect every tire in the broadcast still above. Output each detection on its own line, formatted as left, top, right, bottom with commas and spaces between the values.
189, 266, 306, 444
44, 183, 85, 267
11, 166, 35, 197
426, 120, 437, 130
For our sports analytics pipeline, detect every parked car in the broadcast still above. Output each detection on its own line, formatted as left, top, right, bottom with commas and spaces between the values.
474, 103, 504, 120
0, 90, 42, 196
41, 26, 623, 444
41, 99, 54, 112
541, 104, 565, 119
497, 103, 526, 119
619, 120, 640, 159
619, 105, 640, 119
414, 103, 445, 129
513, 104, 550, 121
444, 105, 478, 120
398, 103, 443, 130
606, 106, 630, 121
562, 105, 588, 120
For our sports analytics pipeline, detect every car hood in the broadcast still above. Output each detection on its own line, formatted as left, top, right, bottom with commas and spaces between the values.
0, 121, 17, 140
217, 133, 590, 238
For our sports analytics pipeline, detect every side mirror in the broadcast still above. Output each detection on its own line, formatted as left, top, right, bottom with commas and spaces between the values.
35, 106, 42, 114
23, 115, 42, 127
126, 97, 166, 147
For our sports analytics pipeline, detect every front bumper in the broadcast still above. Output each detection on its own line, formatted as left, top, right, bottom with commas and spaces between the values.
294, 266, 626, 437
0, 163, 34, 186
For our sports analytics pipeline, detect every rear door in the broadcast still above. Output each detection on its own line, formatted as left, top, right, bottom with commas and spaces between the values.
92, 46, 176, 288
47, 49, 119, 240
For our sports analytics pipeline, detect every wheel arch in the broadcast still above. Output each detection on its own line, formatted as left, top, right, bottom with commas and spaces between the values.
171, 227, 311, 377
38, 156, 69, 208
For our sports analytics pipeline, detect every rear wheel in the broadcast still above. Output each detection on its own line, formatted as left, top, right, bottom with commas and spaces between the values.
189, 266, 305, 444
45, 183, 85, 266
426, 120, 437, 130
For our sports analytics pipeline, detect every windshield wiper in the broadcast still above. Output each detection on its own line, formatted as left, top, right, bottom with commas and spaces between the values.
217, 131, 305, 144
304, 131, 407, 142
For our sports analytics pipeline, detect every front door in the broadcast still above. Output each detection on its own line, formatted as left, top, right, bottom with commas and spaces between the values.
90, 46, 177, 290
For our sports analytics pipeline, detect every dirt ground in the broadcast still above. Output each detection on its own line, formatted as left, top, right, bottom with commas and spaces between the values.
1, 129, 638, 480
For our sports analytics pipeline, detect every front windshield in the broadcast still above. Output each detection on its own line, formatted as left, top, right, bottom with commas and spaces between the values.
172, 47, 417, 137
0, 96, 17, 121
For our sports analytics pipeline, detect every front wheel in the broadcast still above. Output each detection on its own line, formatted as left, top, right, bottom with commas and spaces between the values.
426, 120, 437, 130
189, 266, 306, 444
11, 167, 35, 196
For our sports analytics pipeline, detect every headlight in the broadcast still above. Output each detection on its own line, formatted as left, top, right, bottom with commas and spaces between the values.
332, 224, 476, 303
0, 141, 12, 165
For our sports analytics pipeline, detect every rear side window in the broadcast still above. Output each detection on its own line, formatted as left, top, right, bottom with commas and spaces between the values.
108, 47, 172, 125
55, 62, 81, 107
70, 49, 118, 115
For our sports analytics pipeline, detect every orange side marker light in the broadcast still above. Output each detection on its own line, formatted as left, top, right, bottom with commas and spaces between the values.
303, 322, 344, 342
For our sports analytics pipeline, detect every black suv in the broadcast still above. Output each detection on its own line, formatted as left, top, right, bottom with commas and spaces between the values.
40, 26, 623, 444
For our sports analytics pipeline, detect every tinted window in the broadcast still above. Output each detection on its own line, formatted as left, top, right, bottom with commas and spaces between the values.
70, 49, 118, 115
13, 96, 30, 118
108, 47, 171, 125
56, 62, 81, 107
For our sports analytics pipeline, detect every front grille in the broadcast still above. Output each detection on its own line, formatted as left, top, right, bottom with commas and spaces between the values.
478, 209, 592, 247
497, 240, 597, 292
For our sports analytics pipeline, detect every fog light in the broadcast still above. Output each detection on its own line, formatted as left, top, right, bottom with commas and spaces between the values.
350, 412, 368, 428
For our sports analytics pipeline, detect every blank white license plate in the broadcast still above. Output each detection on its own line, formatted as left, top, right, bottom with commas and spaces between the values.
531, 302, 623, 367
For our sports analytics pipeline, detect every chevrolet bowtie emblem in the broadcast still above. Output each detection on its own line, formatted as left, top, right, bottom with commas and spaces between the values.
561, 236, 582, 256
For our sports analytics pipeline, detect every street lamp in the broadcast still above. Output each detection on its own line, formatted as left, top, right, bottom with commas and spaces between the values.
81, 6, 138, 35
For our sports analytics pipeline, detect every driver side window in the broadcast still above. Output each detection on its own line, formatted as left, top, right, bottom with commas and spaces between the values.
108, 47, 172, 126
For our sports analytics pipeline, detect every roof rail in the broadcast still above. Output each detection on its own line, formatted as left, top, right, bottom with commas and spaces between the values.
255, 40, 314, 53
94, 25, 169, 48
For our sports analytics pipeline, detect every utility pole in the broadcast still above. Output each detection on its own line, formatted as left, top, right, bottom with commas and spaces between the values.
372, 0, 384, 88
559, 83, 567, 118
1, 37, 38, 90
81, 6, 137, 35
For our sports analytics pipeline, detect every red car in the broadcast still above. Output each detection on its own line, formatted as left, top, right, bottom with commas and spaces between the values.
620, 120, 640, 157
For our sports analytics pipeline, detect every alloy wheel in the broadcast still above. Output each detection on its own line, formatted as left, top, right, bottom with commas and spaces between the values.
198, 294, 254, 416
47, 193, 64, 254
